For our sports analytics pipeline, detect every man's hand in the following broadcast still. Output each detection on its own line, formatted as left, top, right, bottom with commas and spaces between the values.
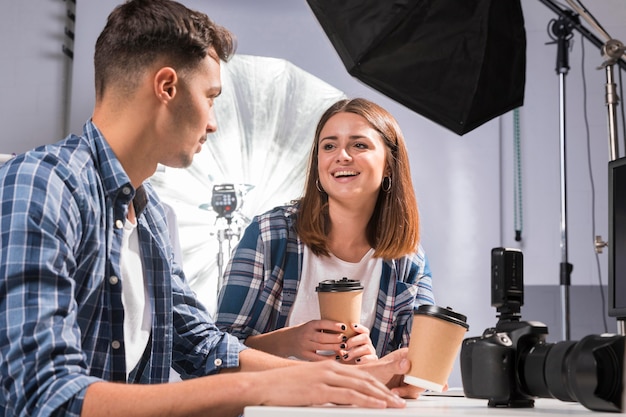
252, 360, 407, 409
359, 348, 426, 398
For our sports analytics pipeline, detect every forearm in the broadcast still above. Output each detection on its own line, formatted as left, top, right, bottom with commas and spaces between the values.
82, 349, 301, 417
226, 346, 299, 372
82, 374, 265, 417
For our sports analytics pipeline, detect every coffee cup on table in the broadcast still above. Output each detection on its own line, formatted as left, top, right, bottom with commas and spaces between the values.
316, 277, 364, 338
404, 305, 469, 392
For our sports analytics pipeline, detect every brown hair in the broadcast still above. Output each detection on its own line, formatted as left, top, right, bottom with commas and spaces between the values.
94, 0, 236, 100
295, 98, 420, 259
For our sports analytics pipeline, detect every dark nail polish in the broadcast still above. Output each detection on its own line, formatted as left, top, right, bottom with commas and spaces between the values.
342, 336, 347, 342
356, 358, 361, 363
343, 354, 349, 360
335, 355, 340, 360
353, 324, 358, 328
340, 343, 346, 349
341, 324, 346, 331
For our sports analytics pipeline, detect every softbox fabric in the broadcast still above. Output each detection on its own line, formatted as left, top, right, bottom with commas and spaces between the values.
307, 0, 526, 135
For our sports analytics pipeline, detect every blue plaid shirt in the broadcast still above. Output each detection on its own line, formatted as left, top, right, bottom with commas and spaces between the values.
0, 121, 244, 417
215, 205, 434, 357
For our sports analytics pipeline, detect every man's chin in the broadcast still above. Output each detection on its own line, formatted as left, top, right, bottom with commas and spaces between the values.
161, 157, 194, 170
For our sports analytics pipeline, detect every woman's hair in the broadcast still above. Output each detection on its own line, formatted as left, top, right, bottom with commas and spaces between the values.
94, 0, 236, 100
295, 98, 420, 259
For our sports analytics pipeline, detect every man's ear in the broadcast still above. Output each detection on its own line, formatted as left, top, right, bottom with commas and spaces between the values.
154, 67, 177, 102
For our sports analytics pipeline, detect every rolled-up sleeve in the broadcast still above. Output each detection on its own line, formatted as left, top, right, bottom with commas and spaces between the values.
170, 261, 247, 379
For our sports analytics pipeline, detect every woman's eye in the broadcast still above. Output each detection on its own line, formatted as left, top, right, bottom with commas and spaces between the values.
322, 143, 334, 150
355, 142, 367, 149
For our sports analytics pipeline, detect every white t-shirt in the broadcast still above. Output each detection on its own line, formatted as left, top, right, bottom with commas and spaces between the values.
287, 246, 382, 330
120, 218, 152, 379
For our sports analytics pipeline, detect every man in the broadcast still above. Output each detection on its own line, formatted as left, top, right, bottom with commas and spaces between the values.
0, 1, 414, 416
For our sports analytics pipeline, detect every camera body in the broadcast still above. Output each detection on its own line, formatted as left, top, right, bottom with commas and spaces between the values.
460, 248, 624, 412
461, 319, 549, 407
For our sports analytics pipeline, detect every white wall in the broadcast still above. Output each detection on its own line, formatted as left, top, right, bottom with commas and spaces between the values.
0, 0, 71, 154
2, 0, 626, 388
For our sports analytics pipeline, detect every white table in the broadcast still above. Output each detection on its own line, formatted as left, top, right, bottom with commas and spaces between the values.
243, 394, 621, 416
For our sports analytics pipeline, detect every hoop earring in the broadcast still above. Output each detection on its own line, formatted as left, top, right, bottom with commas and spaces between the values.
382, 176, 392, 193
316, 179, 325, 193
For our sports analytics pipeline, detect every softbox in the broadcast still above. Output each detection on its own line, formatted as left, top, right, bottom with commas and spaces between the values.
307, 0, 527, 135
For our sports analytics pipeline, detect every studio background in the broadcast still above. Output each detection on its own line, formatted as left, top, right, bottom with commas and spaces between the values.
2, 0, 625, 388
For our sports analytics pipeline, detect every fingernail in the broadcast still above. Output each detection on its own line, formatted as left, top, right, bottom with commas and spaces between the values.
340, 343, 346, 349
335, 355, 340, 360
341, 324, 346, 331
353, 324, 358, 328
343, 354, 349, 360
342, 335, 347, 342
355, 358, 361, 363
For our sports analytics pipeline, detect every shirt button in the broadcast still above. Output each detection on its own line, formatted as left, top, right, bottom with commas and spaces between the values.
122, 186, 132, 195
214, 358, 223, 367
109, 276, 119, 285
112, 340, 121, 349
115, 219, 124, 229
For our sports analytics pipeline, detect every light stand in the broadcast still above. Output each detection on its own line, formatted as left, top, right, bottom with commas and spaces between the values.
539, 0, 626, 337
600, 39, 626, 336
215, 217, 241, 291
600, 38, 625, 162
547, 13, 575, 341
201, 183, 254, 294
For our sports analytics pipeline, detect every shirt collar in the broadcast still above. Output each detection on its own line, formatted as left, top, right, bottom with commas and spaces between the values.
84, 120, 148, 216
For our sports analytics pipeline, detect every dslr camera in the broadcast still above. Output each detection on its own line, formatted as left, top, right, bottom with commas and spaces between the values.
460, 247, 624, 412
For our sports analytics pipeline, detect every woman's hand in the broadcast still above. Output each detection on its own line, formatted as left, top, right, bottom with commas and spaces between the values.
246, 321, 378, 364
337, 323, 378, 364
285, 319, 351, 361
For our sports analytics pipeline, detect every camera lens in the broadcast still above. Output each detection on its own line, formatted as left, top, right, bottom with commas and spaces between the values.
519, 334, 623, 412
521, 340, 577, 402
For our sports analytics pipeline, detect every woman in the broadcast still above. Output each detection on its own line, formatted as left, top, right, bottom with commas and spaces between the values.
215, 98, 434, 364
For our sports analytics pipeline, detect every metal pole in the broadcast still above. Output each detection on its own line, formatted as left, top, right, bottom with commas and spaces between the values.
551, 15, 574, 341
558, 71, 571, 341
602, 43, 622, 162
600, 40, 626, 335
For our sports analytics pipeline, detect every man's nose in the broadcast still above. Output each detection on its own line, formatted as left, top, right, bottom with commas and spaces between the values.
206, 108, 218, 134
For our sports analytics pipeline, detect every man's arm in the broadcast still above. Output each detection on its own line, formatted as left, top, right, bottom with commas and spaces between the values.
82, 358, 407, 417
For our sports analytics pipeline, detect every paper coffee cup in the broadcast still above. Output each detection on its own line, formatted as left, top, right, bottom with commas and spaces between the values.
316, 277, 363, 338
404, 305, 469, 392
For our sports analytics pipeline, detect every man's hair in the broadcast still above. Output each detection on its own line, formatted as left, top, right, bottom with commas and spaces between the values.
296, 98, 421, 259
94, 0, 236, 100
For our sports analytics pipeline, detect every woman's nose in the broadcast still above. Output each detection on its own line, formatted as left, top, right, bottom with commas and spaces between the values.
336, 147, 351, 162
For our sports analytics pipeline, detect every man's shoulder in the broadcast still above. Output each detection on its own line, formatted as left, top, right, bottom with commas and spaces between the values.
1, 135, 94, 185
